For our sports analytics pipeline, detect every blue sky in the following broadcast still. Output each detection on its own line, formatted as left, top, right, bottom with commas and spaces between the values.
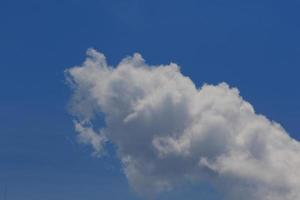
0, 0, 300, 199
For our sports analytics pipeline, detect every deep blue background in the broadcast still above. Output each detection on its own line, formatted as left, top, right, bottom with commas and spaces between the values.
0, 0, 299, 199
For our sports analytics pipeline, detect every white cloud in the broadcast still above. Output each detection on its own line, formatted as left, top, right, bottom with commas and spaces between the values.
74, 120, 107, 156
65, 49, 300, 200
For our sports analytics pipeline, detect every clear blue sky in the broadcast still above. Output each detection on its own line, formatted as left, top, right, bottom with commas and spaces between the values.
0, 0, 299, 199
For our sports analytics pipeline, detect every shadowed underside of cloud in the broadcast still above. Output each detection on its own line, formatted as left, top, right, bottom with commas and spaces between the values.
65, 49, 300, 200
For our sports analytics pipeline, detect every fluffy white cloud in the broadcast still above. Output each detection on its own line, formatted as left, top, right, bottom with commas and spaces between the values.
65, 49, 300, 200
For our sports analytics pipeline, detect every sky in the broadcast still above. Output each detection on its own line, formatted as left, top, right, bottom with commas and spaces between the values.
0, 0, 300, 200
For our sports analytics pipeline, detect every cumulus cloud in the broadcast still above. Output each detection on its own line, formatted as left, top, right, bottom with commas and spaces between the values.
65, 49, 300, 200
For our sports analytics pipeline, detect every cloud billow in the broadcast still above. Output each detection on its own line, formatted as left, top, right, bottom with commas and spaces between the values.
65, 49, 300, 200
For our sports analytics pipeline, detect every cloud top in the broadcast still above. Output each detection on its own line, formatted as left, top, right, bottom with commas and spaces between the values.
65, 49, 300, 200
